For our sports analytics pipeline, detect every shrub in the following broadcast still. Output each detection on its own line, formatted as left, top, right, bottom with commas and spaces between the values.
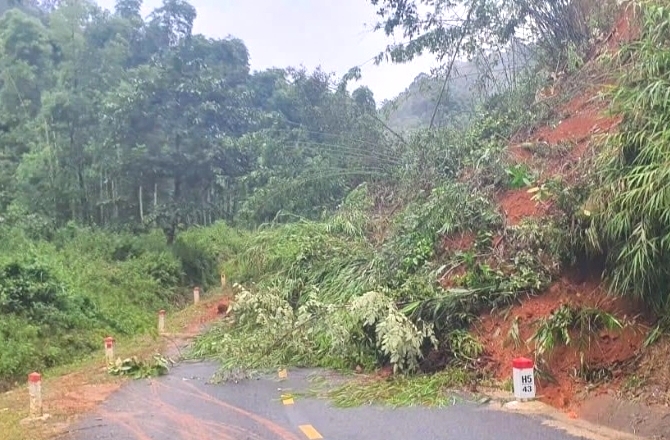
0, 225, 190, 384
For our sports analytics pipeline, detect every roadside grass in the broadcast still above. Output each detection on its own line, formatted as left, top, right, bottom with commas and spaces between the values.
0, 290, 228, 440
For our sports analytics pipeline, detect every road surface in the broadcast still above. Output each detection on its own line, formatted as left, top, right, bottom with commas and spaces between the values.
61, 361, 618, 440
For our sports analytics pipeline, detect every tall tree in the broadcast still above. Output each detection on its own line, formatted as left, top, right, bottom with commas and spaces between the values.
0, 9, 52, 211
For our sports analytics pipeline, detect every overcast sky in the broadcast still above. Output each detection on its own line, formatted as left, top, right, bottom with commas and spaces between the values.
93, 0, 438, 103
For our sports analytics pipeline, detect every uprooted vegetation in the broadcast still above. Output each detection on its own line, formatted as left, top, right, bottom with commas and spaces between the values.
2, 0, 670, 430
191, 0, 670, 414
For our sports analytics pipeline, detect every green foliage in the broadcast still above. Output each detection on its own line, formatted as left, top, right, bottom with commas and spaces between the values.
0, 0, 649, 397
505, 164, 534, 189
0, 224, 222, 385
447, 330, 484, 366
326, 368, 475, 408
0, 260, 68, 319
401, 217, 564, 343
192, 187, 460, 375
529, 304, 624, 360
369, 0, 619, 71
190, 285, 384, 376
507, 218, 571, 275
107, 354, 173, 379
192, 174, 563, 378
0, 1, 392, 235
385, 182, 501, 284
586, 0, 670, 311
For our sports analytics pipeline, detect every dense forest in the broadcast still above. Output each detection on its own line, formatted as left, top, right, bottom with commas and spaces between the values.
3, 0, 670, 414
0, 0, 392, 240
0, 0, 394, 387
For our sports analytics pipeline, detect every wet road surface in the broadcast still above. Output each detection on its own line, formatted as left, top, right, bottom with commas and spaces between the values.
63, 361, 595, 440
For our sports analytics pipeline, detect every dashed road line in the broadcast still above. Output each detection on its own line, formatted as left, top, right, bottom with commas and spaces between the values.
278, 368, 325, 438
298, 424, 323, 439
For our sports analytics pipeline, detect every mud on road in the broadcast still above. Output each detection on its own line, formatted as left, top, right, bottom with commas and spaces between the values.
58, 361, 644, 440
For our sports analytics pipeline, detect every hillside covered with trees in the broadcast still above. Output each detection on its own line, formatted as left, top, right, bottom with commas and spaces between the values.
381, 43, 534, 131
2, 0, 670, 434
0, 0, 388, 388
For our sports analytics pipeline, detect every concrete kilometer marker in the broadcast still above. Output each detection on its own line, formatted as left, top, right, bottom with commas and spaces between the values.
20, 372, 50, 425
158, 310, 166, 334
104, 336, 115, 364
512, 357, 536, 401
193, 286, 200, 304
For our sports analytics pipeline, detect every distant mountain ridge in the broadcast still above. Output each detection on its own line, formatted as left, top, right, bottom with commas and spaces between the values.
381, 43, 533, 132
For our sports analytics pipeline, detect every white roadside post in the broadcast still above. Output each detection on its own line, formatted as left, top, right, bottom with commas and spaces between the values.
158, 310, 166, 334
512, 357, 536, 401
28, 372, 42, 418
193, 286, 200, 304
104, 336, 115, 364
19, 372, 50, 425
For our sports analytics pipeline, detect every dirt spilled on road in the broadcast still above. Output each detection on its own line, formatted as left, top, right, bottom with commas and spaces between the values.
82, 378, 301, 440
0, 291, 231, 440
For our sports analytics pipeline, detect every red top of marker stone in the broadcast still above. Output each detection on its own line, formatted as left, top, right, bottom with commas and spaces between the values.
159, 310, 166, 315
28, 372, 41, 383
512, 357, 534, 369
105, 336, 114, 343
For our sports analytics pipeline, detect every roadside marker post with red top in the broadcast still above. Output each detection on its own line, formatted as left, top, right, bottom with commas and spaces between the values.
158, 309, 166, 334
104, 336, 115, 364
20, 372, 50, 424
512, 357, 536, 401
28, 372, 42, 418
193, 286, 200, 304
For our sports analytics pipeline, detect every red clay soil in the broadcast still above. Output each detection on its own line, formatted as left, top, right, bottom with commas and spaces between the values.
185, 297, 232, 334
41, 372, 123, 418
476, 1, 652, 419
506, 144, 534, 164
503, 7, 631, 186
500, 82, 623, 227
473, 275, 647, 411
604, 4, 639, 54
497, 188, 546, 226
545, 113, 622, 181
533, 106, 620, 147
442, 231, 476, 253
45, 294, 231, 429
437, 231, 476, 288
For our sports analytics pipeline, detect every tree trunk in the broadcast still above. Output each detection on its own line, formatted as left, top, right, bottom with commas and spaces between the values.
111, 178, 119, 220
139, 184, 144, 223
99, 169, 104, 225
77, 165, 88, 223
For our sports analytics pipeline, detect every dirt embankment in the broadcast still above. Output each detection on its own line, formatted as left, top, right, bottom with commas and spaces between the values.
444, 5, 670, 438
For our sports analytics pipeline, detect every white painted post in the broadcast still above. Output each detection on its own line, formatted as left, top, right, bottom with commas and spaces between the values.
512, 357, 536, 401
158, 310, 166, 334
193, 286, 200, 304
28, 372, 42, 418
104, 336, 115, 364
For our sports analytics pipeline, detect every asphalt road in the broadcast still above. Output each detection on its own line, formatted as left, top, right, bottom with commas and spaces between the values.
61, 361, 597, 440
